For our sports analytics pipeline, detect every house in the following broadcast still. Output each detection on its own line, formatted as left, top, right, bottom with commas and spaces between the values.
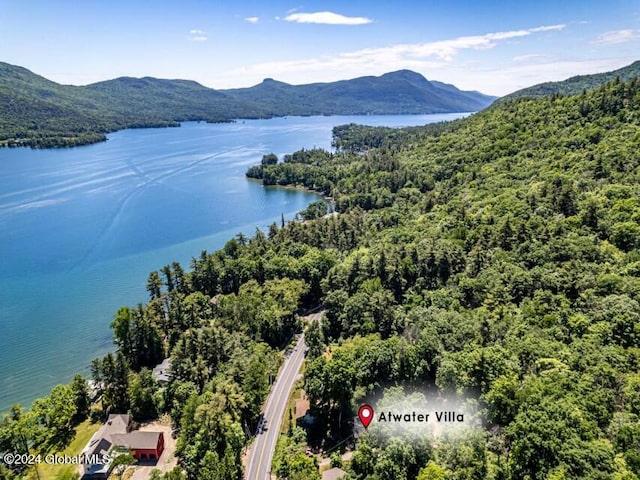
322, 467, 347, 480
81, 414, 164, 479
110, 431, 164, 461
81, 437, 112, 479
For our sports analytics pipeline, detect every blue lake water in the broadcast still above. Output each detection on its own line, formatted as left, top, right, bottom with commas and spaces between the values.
0, 113, 468, 413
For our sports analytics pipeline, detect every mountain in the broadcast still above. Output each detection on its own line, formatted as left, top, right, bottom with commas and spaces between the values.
0, 62, 496, 148
84, 76, 261, 121
0, 62, 263, 147
503, 60, 640, 100
0, 62, 110, 146
223, 70, 495, 115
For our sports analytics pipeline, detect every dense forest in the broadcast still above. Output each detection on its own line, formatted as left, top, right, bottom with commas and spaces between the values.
2, 76, 640, 480
0, 62, 494, 149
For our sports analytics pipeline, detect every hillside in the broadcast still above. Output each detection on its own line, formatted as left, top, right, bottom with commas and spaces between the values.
0, 62, 114, 147
84, 76, 262, 122
0, 62, 496, 148
0, 62, 261, 148
503, 59, 640, 100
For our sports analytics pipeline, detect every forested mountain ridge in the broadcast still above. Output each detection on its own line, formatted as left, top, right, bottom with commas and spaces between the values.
0, 61, 495, 148
503, 59, 640, 100
0, 61, 265, 148
2, 79, 640, 480
223, 69, 495, 116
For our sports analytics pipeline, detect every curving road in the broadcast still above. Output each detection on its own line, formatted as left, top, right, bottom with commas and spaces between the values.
245, 311, 323, 480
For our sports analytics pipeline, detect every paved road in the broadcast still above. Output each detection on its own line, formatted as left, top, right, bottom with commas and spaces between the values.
245, 334, 306, 480
245, 311, 323, 480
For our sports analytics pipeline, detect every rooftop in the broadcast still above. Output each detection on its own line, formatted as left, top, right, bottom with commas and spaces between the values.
110, 431, 162, 450
81, 413, 163, 466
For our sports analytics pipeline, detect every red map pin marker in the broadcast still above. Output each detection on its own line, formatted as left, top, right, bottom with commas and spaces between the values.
358, 404, 374, 428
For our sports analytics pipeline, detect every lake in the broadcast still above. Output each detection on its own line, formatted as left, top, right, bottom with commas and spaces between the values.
0, 113, 469, 413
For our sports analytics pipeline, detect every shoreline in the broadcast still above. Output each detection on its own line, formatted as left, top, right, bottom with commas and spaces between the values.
246, 175, 336, 213
0, 112, 472, 150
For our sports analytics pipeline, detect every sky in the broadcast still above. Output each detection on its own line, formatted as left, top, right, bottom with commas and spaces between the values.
1, 0, 639, 96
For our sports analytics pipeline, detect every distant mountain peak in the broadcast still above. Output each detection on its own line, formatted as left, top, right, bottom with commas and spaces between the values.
382, 69, 429, 81
258, 78, 289, 87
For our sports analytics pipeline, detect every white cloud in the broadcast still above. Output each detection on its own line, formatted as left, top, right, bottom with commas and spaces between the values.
225, 24, 566, 80
244, 17, 259, 24
341, 24, 566, 62
284, 11, 373, 25
188, 29, 208, 42
592, 29, 640, 45
529, 25, 566, 32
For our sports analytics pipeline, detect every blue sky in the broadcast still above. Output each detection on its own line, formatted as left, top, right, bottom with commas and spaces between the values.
1, 0, 639, 95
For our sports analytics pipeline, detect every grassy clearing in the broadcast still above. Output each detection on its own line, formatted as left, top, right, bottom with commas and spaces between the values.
26, 419, 102, 480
